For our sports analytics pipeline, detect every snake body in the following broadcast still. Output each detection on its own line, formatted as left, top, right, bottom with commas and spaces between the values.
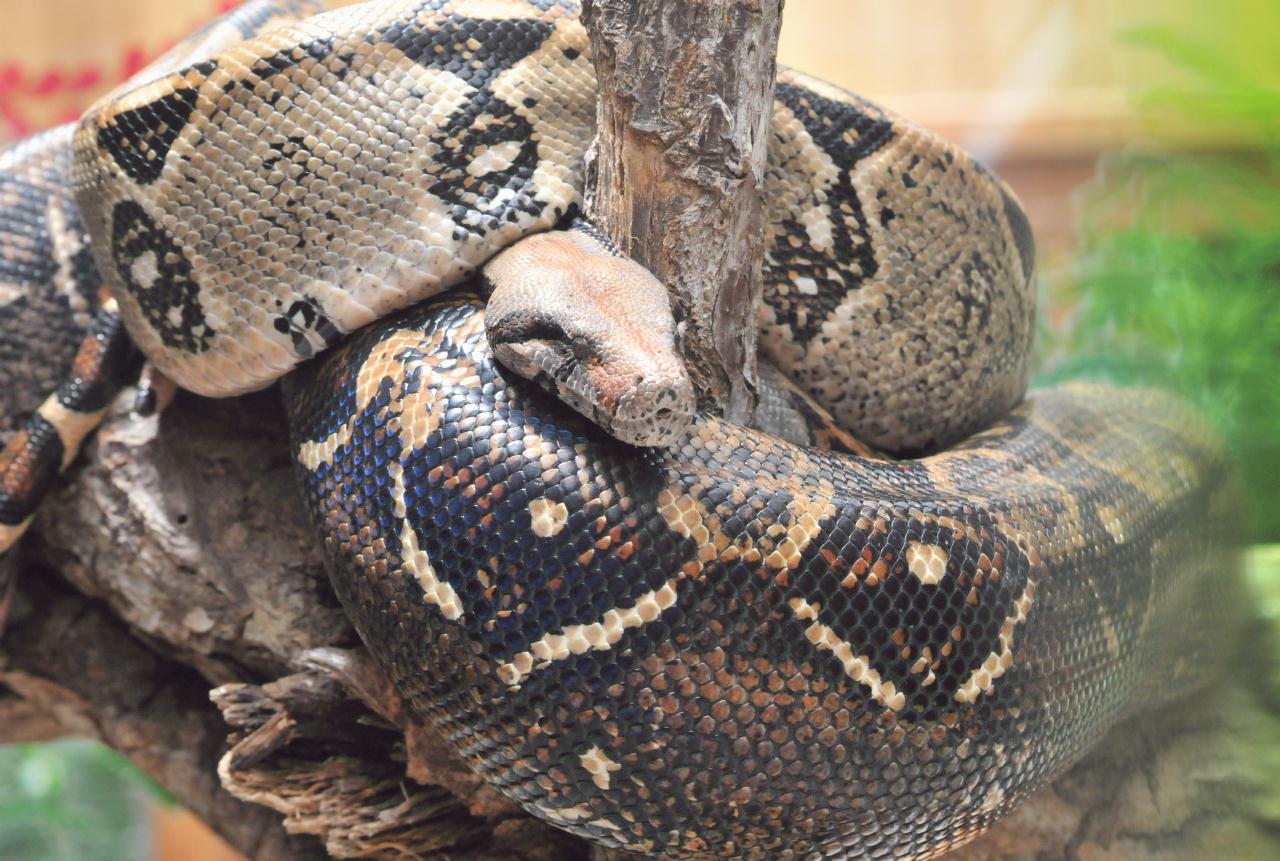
0, 1, 1240, 859
0, 126, 139, 586
71, 0, 1035, 455
286, 295, 1235, 859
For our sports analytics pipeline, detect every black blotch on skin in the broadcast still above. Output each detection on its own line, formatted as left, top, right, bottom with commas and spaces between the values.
487, 310, 567, 346
767, 84, 896, 342
110, 199, 212, 353
54, 308, 141, 414
97, 60, 217, 185
998, 184, 1036, 282
274, 297, 341, 359
385, 16, 554, 91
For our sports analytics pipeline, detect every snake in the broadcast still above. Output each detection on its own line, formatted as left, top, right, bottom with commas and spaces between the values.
0, 1, 1240, 859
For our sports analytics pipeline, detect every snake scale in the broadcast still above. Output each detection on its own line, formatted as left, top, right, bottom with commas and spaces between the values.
0, 1, 1240, 859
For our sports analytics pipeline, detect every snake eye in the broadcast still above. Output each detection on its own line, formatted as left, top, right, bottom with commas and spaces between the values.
486, 311, 568, 347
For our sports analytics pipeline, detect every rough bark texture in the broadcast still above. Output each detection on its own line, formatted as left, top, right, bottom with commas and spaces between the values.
0, 549, 327, 861
580, 0, 783, 424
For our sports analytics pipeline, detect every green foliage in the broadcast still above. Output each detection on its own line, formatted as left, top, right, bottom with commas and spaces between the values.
1240, 545, 1280, 825
0, 740, 156, 860
1037, 13, 1280, 542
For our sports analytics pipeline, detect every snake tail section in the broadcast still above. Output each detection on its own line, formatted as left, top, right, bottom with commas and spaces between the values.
0, 304, 140, 552
286, 294, 1241, 860
0, 302, 140, 632
0, 125, 141, 626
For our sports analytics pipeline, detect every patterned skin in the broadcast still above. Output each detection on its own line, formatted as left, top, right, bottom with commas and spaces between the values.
73, 0, 1034, 454
0, 125, 139, 615
286, 294, 1238, 858
0, 0, 325, 619
0, 1, 1242, 859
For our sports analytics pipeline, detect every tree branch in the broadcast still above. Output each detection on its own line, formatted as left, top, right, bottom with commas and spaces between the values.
580, 0, 783, 423
0, 566, 325, 861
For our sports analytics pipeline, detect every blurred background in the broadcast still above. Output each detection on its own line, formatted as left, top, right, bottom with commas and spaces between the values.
1, 0, 1277, 858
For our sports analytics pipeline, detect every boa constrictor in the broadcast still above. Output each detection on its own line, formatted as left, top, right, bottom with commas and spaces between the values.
0, 1, 1239, 859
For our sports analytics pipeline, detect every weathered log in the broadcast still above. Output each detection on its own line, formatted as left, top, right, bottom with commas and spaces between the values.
580, 0, 783, 424
0, 556, 326, 861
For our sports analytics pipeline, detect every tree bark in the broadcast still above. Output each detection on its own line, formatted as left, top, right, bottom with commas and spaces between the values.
580, 0, 783, 423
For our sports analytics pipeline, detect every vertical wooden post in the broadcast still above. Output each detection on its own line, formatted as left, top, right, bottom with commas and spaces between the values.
580, 0, 784, 424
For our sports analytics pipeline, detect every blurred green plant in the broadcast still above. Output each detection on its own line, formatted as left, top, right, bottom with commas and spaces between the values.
1247, 544, 1280, 687
0, 739, 158, 860
1037, 10, 1280, 543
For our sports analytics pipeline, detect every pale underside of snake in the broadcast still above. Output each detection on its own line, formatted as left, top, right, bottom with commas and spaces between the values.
0, 1, 1241, 859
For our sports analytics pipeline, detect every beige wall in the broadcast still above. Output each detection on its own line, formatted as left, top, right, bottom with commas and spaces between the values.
0, 0, 231, 140
0, 0, 1238, 152
777, 0, 1254, 157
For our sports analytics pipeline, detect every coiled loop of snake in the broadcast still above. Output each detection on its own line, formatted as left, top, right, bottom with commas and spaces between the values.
284, 294, 1237, 859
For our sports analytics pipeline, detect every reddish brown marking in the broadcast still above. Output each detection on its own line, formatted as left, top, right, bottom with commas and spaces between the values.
1, 430, 35, 497
72, 333, 104, 381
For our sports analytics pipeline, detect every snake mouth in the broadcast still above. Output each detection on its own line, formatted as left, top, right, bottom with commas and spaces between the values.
493, 339, 695, 448
607, 378, 697, 447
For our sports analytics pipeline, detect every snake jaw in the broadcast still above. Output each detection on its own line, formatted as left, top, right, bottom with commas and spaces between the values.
491, 336, 597, 422
482, 229, 696, 447
604, 372, 696, 447
490, 317, 696, 448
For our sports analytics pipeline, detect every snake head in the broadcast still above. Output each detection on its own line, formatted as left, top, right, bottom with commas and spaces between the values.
482, 228, 695, 448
